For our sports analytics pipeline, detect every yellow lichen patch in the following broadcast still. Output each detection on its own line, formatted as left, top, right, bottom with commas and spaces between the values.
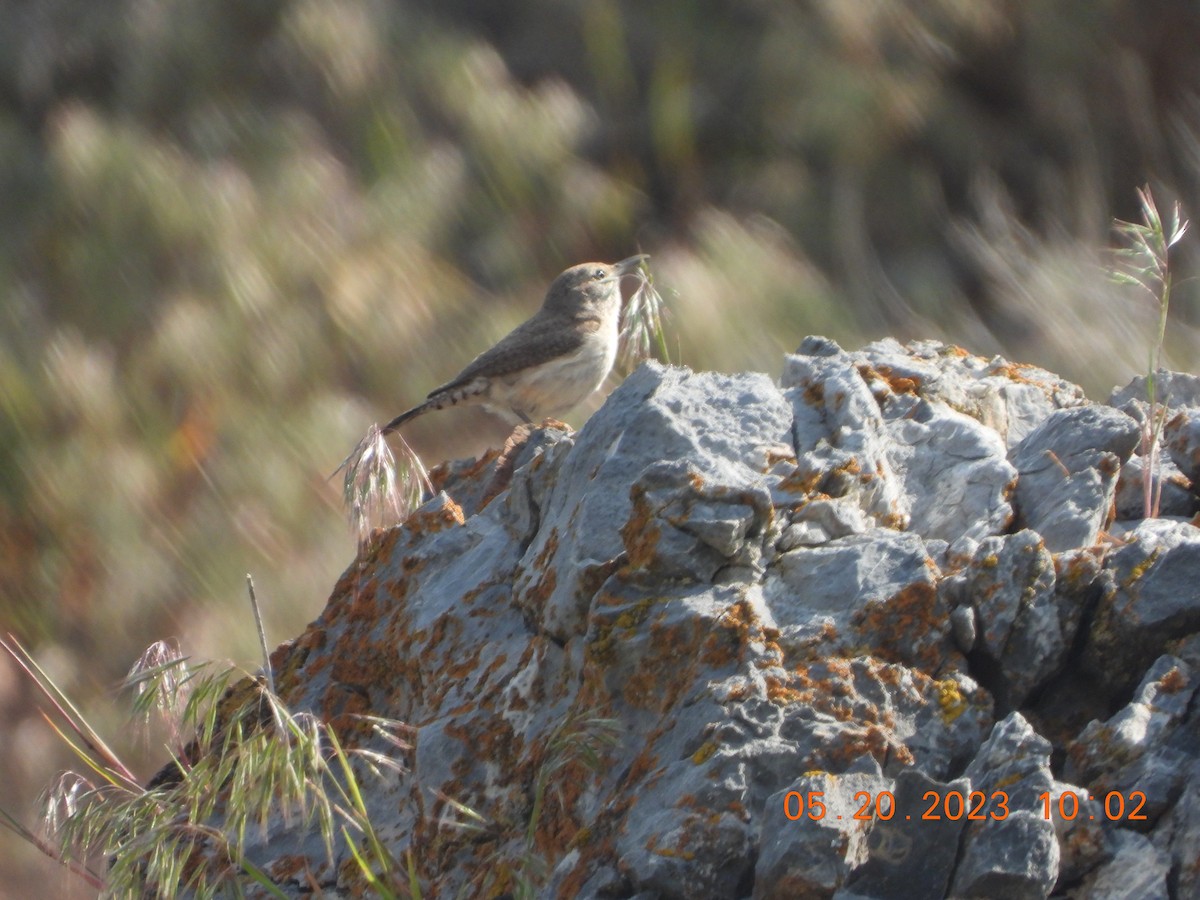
587, 593, 663, 669
567, 825, 593, 850
993, 771, 1024, 791
1058, 551, 1099, 588
615, 596, 659, 631
691, 740, 718, 765
587, 626, 617, 665
936, 678, 968, 723
1126, 549, 1161, 585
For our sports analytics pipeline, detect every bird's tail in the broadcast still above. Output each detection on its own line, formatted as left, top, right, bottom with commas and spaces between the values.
381, 402, 430, 436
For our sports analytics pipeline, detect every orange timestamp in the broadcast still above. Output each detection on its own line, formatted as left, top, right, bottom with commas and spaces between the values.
782, 788, 1150, 823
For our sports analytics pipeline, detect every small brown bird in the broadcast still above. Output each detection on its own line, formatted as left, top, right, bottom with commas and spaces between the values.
381, 255, 647, 433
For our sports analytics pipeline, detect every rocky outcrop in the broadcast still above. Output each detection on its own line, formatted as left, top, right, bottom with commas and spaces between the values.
223, 338, 1200, 898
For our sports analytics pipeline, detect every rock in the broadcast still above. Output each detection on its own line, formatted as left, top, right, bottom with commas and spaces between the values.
939, 532, 1064, 708
1073, 829, 1171, 899
1109, 368, 1200, 410
1045, 779, 1112, 885
1166, 764, 1200, 898
836, 768, 969, 900
951, 811, 1059, 900
845, 337, 1087, 449
1113, 452, 1196, 520
782, 337, 1017, 543
1164, 407, 1200, 484
765, 528, 957, 672
1066, 655, 1196, 827
951, 714, 1060, 899
139, 342, 1200, 899
515, 362, 794, 640
753, 771, 881, 899
1083, 520, 1200, 696
878, 393, 1016, 543
1009, 405, 1141, 552
783, 338, 905, 529
778, 498, 871, 549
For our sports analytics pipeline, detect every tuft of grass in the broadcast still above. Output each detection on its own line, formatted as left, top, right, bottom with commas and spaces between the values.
1110, 185, 1190, 518
618, 256, 673, 373
332, 424, 433, 547
2, 634, 412, 899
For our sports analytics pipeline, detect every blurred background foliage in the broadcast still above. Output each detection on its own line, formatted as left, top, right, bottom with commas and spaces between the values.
1, 0, 1199, 893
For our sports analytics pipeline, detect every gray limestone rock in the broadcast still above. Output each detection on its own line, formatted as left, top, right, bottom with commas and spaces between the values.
951, 810, 1060, 900
765, 528, 955, 672
1164, 407, 1200, 485
148, 344, 1200, 899
837, 768, 970, 900
1010, 405, 1141, 551
778, 498, 871, 550
952, 714, 1060, 899
783, 338, 1017, 543
1113, 453, 1196, 520
514, 362, 794, 640
1109, 368, 1200, 411
847, 337, 1087, 449
753, 771, 881, 899
1165, 764, 1200, 898
878, 393, 1016, 543
1074, 828, 1171, 899
1083, 519, 1200, 696
1045, 778, 1113, 885
1067, 655, 1196, 827
941, 531, 1065, 708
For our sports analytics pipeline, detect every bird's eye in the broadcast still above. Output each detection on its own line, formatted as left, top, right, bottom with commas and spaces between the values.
593, 268, 605, 280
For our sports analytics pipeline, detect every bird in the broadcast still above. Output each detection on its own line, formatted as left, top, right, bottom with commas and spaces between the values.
380, 255, 648, 434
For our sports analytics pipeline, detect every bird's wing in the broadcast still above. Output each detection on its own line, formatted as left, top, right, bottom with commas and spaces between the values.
428, 317, 589, 397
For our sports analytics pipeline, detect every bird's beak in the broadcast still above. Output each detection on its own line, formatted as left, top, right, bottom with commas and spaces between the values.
614, 254, 650, 275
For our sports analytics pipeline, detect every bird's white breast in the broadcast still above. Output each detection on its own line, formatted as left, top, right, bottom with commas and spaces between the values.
489, 317, 618, 422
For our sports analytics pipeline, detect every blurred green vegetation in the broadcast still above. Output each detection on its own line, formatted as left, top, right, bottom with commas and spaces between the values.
1, 0, 1198, 893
